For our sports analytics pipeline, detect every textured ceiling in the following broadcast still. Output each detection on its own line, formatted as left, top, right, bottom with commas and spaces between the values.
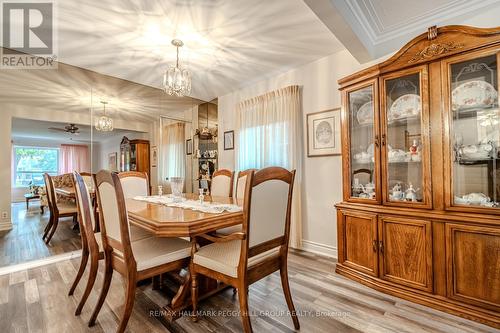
55, 0, 344, 101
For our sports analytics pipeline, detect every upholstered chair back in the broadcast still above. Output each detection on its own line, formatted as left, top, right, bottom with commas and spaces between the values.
80, 172, 95, 191
96, 171, 133, 258
234, 169, 257, 201
211, 169, 234, 197
73, 172, 98, 250
118, 171, 149, 199
247, 167, 295, 249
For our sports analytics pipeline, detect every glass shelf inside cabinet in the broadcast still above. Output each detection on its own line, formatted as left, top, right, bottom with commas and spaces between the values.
385, 73, 424, 203
349, 85, 376, 200
450, 54, 499, 208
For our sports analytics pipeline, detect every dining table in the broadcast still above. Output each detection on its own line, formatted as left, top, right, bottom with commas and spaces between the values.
126, 193, 244, 321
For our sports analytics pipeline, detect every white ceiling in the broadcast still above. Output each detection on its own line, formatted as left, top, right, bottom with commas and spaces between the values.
11, 118, 142, 144
55, 0, 344, 101
306, 0, 500, 61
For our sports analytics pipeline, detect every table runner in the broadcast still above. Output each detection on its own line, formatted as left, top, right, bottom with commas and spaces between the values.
132, 195, 243, 214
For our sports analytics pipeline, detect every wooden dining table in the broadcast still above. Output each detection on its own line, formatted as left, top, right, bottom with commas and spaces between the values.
126, 193, 244, 320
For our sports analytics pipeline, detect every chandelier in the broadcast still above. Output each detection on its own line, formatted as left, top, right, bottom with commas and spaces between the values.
163, 39, 191, 97
95, 101, 114, 132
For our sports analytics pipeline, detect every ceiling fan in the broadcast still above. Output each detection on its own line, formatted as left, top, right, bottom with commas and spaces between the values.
48, 123, 80, 135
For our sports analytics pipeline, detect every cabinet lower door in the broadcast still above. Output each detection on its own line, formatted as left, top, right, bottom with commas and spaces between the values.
446, 223, 500, 312
379, 216, 433, 292
340, 211, 378, 276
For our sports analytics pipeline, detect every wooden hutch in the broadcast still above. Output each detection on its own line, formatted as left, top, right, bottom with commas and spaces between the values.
120, 136, 150, 177
336, 25, 500, 328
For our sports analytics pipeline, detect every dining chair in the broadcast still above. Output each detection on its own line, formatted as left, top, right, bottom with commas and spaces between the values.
89, 170, 192, 332
190, 167, 300, 333
210, 169, 234, 197
217, 169, 257, 236
42, 173, 78, 244
80, 172, 100, 231
68, 171, 104, 316
118, 171, 154, 240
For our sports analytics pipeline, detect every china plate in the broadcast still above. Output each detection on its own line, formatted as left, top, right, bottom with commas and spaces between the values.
356, 101, 373, 125
388, 94, 421, 122
452, 80, 498, 111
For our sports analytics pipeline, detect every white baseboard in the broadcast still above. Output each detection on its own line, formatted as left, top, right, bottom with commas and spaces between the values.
301, 239, 337, 259
0, 220, 12, 231
0, 250, 82, 276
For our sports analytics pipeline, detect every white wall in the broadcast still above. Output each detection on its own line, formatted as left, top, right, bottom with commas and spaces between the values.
218, 49, 385, 257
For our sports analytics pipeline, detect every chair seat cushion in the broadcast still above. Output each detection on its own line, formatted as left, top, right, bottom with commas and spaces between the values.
130, 225, 153, 242
193, 240, 280, 278
132, 237, 191, 271
94, 232, 103, 252
57, 203, 77, 215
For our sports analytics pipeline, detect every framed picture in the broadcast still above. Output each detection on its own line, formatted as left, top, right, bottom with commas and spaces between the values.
307, 108, 341, 157
108, 152, 118, 171
151, 146, 158, 167
224, 130, 234, 150
186, 139, 193, 155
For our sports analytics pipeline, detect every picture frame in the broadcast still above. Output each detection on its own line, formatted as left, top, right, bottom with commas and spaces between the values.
224, 130, 234, 150
151, 146, 158, 167
108, 152, 118, 171
307, 108, 341, 157
186, 139, 193, 155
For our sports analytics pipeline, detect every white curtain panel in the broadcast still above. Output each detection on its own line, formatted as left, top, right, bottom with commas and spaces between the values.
235, 85, 303, 248
161, 122, 186, 183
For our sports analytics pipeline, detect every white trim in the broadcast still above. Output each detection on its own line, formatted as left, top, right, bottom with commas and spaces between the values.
301, 240, 337, 259
343, 0, 500, 46
0, 220, 13, 231
0, 250, 82, 276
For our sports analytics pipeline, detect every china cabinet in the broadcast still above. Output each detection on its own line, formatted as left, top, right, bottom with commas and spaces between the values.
120, 136, 150, 176
336, 25, 500, 328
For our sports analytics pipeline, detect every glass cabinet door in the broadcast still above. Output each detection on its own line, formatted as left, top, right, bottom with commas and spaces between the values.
447, 52, 499, 209
347, 82, 379, 202
381, 67, 431, 206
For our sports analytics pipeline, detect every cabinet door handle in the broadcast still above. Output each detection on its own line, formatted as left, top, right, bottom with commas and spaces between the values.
381, 134, 386, 146
372, 240, 378, 252
374, 135, 379, 147
378, 240, 384, 253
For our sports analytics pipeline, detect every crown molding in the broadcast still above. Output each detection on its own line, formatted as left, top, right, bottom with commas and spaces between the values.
342, 0, 500, 46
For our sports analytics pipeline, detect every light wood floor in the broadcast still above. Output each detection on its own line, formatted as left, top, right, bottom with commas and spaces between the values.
0, 202, 81, 267
0, 250, 496, 333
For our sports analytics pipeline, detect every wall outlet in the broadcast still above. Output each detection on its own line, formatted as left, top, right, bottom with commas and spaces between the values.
1, 211, 7, 219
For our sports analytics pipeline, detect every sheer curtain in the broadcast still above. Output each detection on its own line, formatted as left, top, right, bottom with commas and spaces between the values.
236, 85, 303, 248
161, 122, 186, 181
59, 144, 90, 174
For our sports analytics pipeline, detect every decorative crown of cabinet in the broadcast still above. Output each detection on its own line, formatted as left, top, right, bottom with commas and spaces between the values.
336, 25, 500, 328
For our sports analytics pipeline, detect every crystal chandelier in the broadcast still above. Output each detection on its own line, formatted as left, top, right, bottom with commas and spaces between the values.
95, 101, 114, 132
163, 39, 191, 97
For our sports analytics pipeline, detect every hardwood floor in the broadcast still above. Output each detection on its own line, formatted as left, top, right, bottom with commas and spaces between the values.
0, 249, 496, 333
0, 203, 81, 267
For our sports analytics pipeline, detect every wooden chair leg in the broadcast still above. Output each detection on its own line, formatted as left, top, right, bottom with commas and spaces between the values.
75, 253, 99, 315
280, 261, 300, 330
89, 257, 113, 327
116, 276, 137, 333
68, 249, 89, 296
45, 215, 59, 244
191, 270, 198, 322
237, 284, 252, 333
42, 214, 53, 240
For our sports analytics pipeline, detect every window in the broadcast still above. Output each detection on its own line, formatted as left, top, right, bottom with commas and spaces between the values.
13, 147, 59, 187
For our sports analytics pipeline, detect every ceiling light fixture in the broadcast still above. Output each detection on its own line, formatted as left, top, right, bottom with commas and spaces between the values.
163, 39, 191, 97
95, 101, 114, 132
